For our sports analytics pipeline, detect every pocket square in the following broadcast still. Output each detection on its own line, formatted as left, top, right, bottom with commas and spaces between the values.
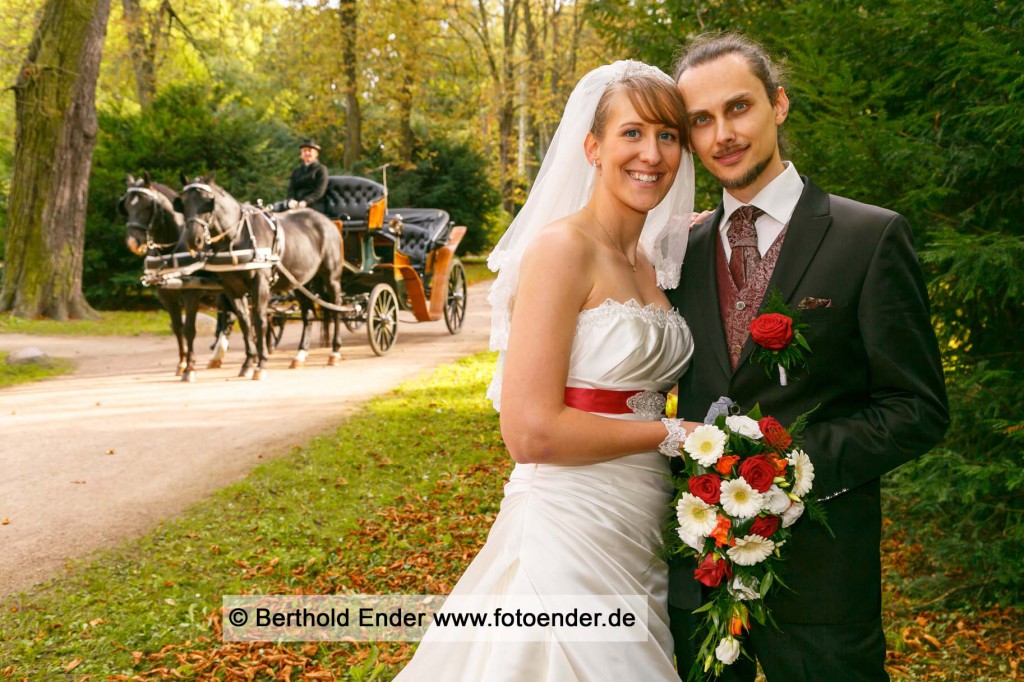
797, 296, 832, 310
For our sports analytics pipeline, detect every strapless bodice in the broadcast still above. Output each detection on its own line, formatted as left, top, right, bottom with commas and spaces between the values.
566, 298, 693, 393
488, 298, 693, 410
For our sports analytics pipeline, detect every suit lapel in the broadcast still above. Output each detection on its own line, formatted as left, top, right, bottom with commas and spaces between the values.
734, 178, 833, 372
688, 205, 732, 377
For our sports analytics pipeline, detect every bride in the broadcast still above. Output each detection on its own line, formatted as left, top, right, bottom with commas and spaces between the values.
394, 60, 699, 681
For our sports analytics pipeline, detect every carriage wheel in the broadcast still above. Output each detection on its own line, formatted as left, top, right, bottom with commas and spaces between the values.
444, 259, 467, 335
344, 318, 364, 332
366, 283, 399, 355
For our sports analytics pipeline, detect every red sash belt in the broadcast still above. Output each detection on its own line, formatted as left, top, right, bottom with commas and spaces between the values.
563, 387, 666, 415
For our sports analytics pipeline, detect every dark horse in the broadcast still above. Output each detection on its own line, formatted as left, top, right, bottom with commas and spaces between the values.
119, 173, 233, 382
177, 173, 344, 379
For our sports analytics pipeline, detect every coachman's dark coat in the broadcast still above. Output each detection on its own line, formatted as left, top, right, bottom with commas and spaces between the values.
287, 161, 329, 211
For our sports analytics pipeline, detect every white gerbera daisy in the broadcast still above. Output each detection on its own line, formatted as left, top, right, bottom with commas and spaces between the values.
725, 415, 763, 440
683, 424, 728, 467
727, 534, 776, 566
719, 479, 765, 520
787, 449, 815, 497
676, 493, 719, 537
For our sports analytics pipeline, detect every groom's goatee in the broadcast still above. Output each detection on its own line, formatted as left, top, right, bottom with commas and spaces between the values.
718, 147, 776, 191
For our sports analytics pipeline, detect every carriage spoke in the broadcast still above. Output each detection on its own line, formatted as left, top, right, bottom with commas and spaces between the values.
444, 261, 467, 334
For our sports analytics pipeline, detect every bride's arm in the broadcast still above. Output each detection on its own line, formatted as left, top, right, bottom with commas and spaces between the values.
499, 224, 696, 465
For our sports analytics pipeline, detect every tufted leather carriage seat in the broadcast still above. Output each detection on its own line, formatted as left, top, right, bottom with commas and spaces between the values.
389, 208, 453, 271
321, 176, 386, 228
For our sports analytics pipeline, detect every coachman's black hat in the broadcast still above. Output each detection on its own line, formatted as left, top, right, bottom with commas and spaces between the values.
300, 138, 321, 151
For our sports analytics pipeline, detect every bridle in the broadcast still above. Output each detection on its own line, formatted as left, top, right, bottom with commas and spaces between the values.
182, 182, 233, 246
123, 186, 178, 251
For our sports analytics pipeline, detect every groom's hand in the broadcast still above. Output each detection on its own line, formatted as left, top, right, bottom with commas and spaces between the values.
688, 210, 714, 229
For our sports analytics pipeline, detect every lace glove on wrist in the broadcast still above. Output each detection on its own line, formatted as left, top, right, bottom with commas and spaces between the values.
659, 418, 687, 458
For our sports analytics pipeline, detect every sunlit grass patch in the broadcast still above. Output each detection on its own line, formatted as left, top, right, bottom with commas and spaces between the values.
0, 351, 74, 389
0, 310, 172, 336
461, 258, 494, 286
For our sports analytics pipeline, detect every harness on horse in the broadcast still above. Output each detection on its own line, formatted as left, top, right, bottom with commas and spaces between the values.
145, 183, 349, 313
180, 182, 283, 274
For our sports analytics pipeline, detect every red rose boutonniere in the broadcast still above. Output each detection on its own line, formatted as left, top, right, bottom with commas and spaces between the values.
749, 289, 811, 386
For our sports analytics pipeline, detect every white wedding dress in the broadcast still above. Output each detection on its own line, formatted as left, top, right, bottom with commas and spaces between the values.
394, 299, 694, 681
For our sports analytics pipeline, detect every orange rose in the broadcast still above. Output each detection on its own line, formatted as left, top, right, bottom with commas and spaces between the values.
716, 455, 741, 476
710, 515, 733, 547
730, 608, 750, 635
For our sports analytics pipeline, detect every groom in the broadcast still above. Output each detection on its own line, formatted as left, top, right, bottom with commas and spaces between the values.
666, 33, 949, 681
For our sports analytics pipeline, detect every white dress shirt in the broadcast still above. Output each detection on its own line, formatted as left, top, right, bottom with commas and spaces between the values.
719, 162, 805, 261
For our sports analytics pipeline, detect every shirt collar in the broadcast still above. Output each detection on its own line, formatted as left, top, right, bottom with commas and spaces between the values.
721, 162, 803, 225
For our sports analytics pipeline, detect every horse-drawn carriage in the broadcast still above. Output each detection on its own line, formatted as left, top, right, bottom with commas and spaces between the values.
266, 175, 468, 356
122, 169, 467, 380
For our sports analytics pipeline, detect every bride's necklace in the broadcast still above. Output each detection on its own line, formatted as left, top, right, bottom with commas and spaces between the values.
584, 206, 637, 272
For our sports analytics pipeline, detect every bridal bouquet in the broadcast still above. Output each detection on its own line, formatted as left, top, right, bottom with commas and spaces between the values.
666, 400, 828, 679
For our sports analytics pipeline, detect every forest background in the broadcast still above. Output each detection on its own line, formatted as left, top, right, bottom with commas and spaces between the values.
0, 0, 1020, 628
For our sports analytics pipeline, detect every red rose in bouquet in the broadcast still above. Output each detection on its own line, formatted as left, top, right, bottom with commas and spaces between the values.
749, 515, 781, 538
667, 401, 829, 679
758, 416, 793, 451
739, 454, 776, 493
688, 473, 722, 504
694, 553, 732, 588
749, 313, 793, 350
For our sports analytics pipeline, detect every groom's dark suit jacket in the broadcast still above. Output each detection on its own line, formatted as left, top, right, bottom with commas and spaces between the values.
666, 178, 949, 625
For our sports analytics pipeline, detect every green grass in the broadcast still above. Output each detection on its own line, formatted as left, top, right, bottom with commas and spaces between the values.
0, 352, 508, 680
461, 259, 493, 286
0, 310, 172, 337
0, 352, 74, 389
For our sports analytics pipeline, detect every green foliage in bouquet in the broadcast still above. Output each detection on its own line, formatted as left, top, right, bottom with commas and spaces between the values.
665, 403, 828, 679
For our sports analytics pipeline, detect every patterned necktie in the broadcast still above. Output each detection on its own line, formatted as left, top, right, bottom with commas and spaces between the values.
727, 205, 765, 289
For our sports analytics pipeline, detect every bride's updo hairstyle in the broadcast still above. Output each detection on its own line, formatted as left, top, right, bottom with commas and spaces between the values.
590, 74, 691, 152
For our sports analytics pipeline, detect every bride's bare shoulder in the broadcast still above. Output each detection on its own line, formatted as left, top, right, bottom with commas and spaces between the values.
521, 213, 597, 271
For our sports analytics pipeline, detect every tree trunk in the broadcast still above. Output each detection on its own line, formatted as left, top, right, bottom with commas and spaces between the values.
340, 0, 362, 170
497, 0, 520, 215
121, 0, 158, 108
1, 0, 111, 320
396, 0, 421, 167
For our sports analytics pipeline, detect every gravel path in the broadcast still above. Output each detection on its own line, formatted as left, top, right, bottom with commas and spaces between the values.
0, 282, 491, 597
